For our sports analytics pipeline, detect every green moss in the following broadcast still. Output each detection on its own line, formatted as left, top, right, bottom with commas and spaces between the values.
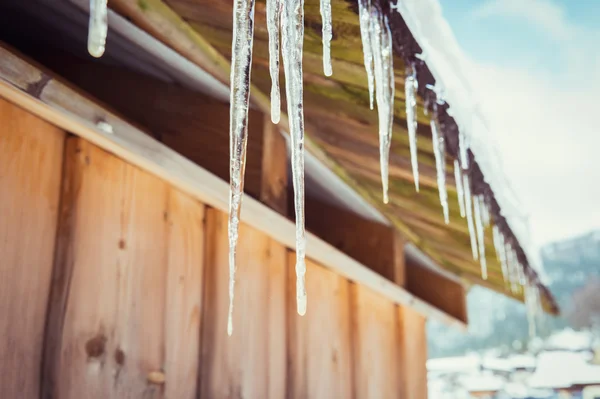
137, 0, 149, 11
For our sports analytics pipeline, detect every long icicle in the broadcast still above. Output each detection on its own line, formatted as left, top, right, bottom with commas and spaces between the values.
496, 228, 509, 283
358, 0, 375, 109
474, 195, 487, 279
320, 0, 333, 76
405, 63, 419, 191
88, 0, 108, 58
227, 0, 257, 336
266, 0, 281, 123
281, 0, 308, 315
525, 282, 537, 339
463, 174, 478, 260
431, 107, 449, 223
481, 198, 491, 227
371, 10, 394, 204
454, 160, 466, 217
459, 130, 469, 170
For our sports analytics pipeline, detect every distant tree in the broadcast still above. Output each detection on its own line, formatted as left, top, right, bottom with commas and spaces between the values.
565, 277, 600, 331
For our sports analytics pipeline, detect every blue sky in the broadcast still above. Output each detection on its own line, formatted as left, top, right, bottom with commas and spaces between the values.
436, 0, 600, 247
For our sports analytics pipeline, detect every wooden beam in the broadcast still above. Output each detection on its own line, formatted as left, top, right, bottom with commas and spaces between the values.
303, 196, 405, 285
34, 51, 288, 214
0, 43, 466, 328
406, 258, 468, 325
304, 195, 468, 324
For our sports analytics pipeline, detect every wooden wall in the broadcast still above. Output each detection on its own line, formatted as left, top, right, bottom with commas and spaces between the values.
0, 97, 428, 398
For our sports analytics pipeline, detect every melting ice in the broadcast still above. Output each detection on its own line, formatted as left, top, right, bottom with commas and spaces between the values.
281, 0, 308, 315
454, 160, 466, 218
320, 0, 333, 76
473, 195, 487, 279
370, 10, 394, 204
266, 0, 281, 123
405, 64, 419, 192
463, 174, 478, 260
431, 109, 449, 224
358, 0, 375, 109
227, 0, 257, 335
88, 0, 108, 58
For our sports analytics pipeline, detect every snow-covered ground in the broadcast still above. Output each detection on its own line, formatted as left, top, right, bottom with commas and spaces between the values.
428, 329, 600, 398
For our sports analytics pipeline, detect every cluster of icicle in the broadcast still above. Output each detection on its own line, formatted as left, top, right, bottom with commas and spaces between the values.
454, 130, 542, 335
228, 0, 338, 334
227, 0, 311, 336
85, 0, 543, 337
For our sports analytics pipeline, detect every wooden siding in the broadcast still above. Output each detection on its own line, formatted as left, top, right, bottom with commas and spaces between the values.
0, 97, 65, 398
0, 90, 430, 398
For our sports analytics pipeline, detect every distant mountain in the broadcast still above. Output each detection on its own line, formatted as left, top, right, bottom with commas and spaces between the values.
428, 230, 600, 359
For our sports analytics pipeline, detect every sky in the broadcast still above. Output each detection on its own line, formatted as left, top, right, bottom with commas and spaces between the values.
438, 0, 600, 248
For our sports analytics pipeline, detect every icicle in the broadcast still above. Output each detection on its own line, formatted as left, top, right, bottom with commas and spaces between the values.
358, 0, 375, 110
405, 63, 419, 191
463, 174, 478, 260
320, 0, 333, 76
507, 245, 518, 293
454, 160, 466, 218
458, 130, 469, 170
88, 0, 108, 58
370, 11, 394, 204
481, 198, 491, 227
431, 109, 449, 223
534, 286, 543, 329
227, 0, 257, 336
266, 0, 281, 123
517, 260, 526, 286
496, 228, 509, 283
281, 0, 307, 315
492, 224, 500, 261
525, 282, 537, 339
474, 196, 487, 279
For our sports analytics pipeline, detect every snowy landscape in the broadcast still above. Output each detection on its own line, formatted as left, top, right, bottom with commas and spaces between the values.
428, 231, 600, 398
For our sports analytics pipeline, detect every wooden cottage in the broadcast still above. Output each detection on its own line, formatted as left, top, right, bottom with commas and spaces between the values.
0, 0, 557, 398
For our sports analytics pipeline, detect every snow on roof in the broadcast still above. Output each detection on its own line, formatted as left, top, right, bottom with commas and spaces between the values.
507, 354, 537, 369
481, 356, 514, 373
392, 0, 540, 277
545, 329, 593, 352
460, 372, 505, 392
427, 354, 480, 374
503, 383, 554, 399
528, 351, 600, 389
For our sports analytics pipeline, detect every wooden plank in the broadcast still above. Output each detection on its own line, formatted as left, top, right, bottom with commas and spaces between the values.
0, 97, 64, 398
164, 189, 205, 399
351, 285, 401, 399
287, 256, 354, 399
43, 138, 203, 398
0, 44, 469, 326
397, 306, 428, 399
406, 259, 468, 325
200, 209, 286, 399
304, 196, 405, 284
